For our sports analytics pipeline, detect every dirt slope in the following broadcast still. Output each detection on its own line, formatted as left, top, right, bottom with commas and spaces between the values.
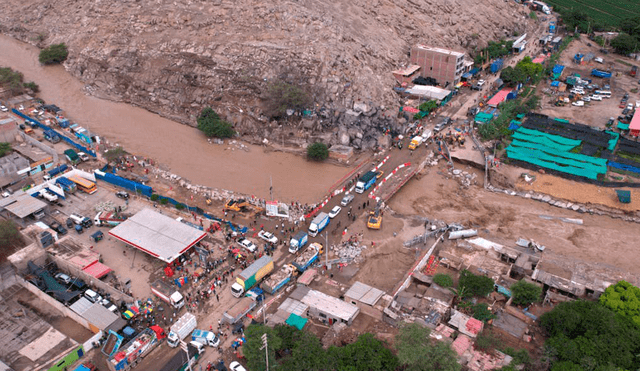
0, 0, 533, 130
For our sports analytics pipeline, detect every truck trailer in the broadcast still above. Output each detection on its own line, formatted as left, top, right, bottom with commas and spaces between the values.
355, 170, 377, 193
44, 164, 68, 181
289, 231, 308, 253
158, 342, 203, 371
231, 255, 274, 297
293, 243, 322, 272
308, 212, 329, 237
150, 280, 185, 309
222, 296, 258, 324
94, 211, 128, 227
168, 312, 197, 348
261, 265, 295, 294
107, 326, 165, 371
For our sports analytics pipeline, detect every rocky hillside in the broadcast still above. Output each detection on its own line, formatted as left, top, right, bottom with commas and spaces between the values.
0, 0, 534, 148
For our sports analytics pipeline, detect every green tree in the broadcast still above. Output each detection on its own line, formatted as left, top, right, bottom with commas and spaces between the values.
600, 280, 640, 327
540, 300, 640, 370
458, 269, 495, 297
475, 330, 502, 354
620, 16, 640, 38
0, 67, 25, 95
472, 303, 495, 323
611, 33, 638, 55
38, 43, 69, 65
433, 273, 453, 288
329, 333, 398, 371
278, 330, 331, 371
419, 100, 438, 113
244, 325, 282, 371
396, 323, 460, 371
0, 220, 21, 248
510, 279, 542, 306
500, 66, 527, 85
23, 82, 39, 93
197, 107, 235, 138
307, 142, 329, 161
562, 10, 591, 33
263, 80, 311, 119
478, 122, 498, 141
0, 143, 11, 157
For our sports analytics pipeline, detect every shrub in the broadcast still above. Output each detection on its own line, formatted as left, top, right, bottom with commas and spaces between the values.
197, 107, 235, 138
510, 279, 542, 306
472, 303, 495, 323
160, 198, 168, 205
475, 331, 502, 354
263, 79, 311, 119
458, 269, 495, 297
175, 203, 185, 210
433, 273, 453, 288
39, 43, 69, 65
0, 143, 11, 157
307, 142, 329, 161
150, 194, 159, 201
23, 81, 39, 93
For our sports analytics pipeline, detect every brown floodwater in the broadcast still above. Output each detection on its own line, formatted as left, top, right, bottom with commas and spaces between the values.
0, 34, 353, 203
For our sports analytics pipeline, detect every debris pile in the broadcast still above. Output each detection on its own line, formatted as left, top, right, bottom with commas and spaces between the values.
333, 239, 367, 263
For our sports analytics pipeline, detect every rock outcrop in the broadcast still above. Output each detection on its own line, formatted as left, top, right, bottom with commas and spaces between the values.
0, 0, 534, 149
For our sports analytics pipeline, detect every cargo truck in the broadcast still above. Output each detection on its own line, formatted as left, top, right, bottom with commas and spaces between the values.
289, 231, 308, 253
150, 280, 185, 309
293, 243, 323, 272
408, 136, 423, 150
39, 189, 58, 202
167, 312, 197, 348
70, 213, 93, 228
308, 212, 329, 237
222, 296, 258, 324
355, 170, 377, 193
94, 211, 128, 227
159, 342, 203, 371
44, 130, 61, 144
191, 329, 220, 347
107, 326, 166, 371
261, 265, 295, 294
591, 69, 612, 79
231, 255, 274, 297
43, 164, 68, 181
55, 177, 77, 193
64, 149, 80, 164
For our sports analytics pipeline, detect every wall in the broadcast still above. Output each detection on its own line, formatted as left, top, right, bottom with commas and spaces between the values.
46, 346, 84, 371
82, 330, 104, 352
17, 131, 59, 163
344, 297, 383, 321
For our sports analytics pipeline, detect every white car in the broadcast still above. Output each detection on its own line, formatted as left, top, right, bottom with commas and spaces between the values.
572, 101, 584, 107
0, 105, 7, 112
328, 206, 342, 219
55, 272, 71, 284
238, 238, 257, 253
591, 95, 603, 101
477, 79, 485, 87
570, 89, 584, 95
258, 230, 278, 244
582, 96, 591, 102
229, 362, 247, 371
594, 57, 604, 64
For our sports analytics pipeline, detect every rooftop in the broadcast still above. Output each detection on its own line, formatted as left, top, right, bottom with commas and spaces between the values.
344, 281, 385, 306
0, 191, 47, 218
414, 45, 465, 58
405, 85, 453, 100
108, 208, 206, 263
392, 65, 421, 76
293, 286, 360, 322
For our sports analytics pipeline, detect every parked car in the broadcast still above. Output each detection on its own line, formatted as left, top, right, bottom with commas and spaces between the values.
591, 95, 603, 101
230, 362, 247, 371
603, 84, 611, 90
572, 101, 585, 107
594, 57, 604, 64
623, 107, 631, 115
258, 230, 278, 244
583, 96, 591, 102
477, 79, 486, 87
237, 238, 257, 253
115, 191, 129, 200
66, 218, 74, 228
328, 206, 342, 219
340, 194, 355, 207
54, 272, 72, 285
0, 105, 7, 112
102, 300, 118, 313
84, 289, 102, 303
49, 221, 68, 235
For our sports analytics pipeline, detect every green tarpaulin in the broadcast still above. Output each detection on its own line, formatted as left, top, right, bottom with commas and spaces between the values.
286, 313, 308, 330
617, 122, 630, 130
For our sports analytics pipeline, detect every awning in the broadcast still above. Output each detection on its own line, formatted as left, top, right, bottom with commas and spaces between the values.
82, 261, 112, 279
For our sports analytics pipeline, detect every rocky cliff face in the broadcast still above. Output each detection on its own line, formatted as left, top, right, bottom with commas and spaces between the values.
0, 0, 533, 148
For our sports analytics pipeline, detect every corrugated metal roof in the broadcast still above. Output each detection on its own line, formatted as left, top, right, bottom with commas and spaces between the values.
71, 298, 119, 330
278, 298, 308, 317
300, 288, 360, 322
109, 208, 206, 263
344, 281, 384, 306
0, 193, 47, 218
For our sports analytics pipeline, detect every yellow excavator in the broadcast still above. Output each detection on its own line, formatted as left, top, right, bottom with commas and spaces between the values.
367, 207, 382, 230
224, 198, 264, 214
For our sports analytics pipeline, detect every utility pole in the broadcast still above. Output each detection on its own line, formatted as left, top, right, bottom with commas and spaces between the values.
260, 333, 269, 370
179, 341, 193, 371
269, 176, 273, 201
323, 231, 329, 269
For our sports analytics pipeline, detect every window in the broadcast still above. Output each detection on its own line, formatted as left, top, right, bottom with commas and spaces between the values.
319, 313, 326, 318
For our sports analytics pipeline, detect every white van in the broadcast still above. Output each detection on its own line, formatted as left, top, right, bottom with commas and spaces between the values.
594, 90, 611, 98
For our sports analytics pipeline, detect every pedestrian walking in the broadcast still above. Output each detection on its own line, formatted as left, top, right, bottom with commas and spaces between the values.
216, 294, 219, 302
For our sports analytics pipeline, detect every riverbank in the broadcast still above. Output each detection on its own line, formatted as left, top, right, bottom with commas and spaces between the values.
0, 34, 355, 203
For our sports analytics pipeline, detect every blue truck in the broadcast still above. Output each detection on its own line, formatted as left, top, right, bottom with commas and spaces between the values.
289, 231, 308, 253
44, 130, 61, 144
55, 177, 77, 193
261, 265, 295, 294
591, 69, 612, 79
549, 21, 556, 33
308, 212, 329, 237
292, 243, 322, 272
355, 170, 377, 193
44, 164, 68, 181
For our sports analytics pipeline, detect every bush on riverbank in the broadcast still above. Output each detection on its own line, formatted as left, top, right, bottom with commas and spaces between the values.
39, 43, 69, 65
263, 79, 312, 119
307, 142, 329, 161
0, 67, 39, 96
197, 107, 235, 138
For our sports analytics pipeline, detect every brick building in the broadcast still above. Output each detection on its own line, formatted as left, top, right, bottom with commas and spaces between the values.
410, 45, 466, 87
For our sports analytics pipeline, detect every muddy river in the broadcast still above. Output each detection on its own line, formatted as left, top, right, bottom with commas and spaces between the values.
0, 34, 352, 203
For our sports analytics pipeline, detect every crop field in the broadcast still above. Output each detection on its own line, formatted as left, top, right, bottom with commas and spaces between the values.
546, 0, 640, 27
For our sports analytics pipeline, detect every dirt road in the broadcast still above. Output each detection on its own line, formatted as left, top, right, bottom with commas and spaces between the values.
0, 34, 353, 203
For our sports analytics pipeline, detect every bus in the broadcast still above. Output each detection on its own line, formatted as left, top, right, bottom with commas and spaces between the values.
68, 176, 97, 194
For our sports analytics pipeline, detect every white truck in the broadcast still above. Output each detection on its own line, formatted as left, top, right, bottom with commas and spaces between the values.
150, 280, 185, 309
167, 312, 197, 348
39, 189, 58, 202
191, 329, 220, 347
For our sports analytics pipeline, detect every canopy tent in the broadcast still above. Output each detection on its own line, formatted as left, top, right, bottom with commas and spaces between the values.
82, 261, 112, 279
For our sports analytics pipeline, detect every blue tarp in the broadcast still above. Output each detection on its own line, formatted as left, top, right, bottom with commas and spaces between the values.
95, 171, 153, 197
609, 161, 640, 174
552, 65, 565, 74
550, 80, 560, 87
469, 68, 480, 76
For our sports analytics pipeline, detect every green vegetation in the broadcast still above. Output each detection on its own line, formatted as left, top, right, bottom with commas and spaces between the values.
419, 100, 438, 114
396, 323, 460, 371
23, 81, 39, 93
474, 40, 514, 65
197, 107, 235, 138
458, 269, 495, 297
244, 324, 398, 371
38, 43, 69, 65
471, 303, 495, 323
546, 1, 640, 30
500, 57, 545, 86
104, 146, 126, 163
175, 203, 186, 210
599, 280, 640, 327
150, 194, 159, 202
529, 11, 538, 20
0, 143, 12, 158
479, 94, 539, 141
307, 142, 329, 161
433, 273, 454, 288
540, 300, 640, 370
611, 33, 638, 54
0, 67, 38, 96
474, 330, 502, 354
0, 220, 21, 248
263, 80, 312, 119
510, 280, 543, 306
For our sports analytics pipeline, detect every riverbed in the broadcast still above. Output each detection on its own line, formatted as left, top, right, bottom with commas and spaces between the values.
0, 34, 353, 203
